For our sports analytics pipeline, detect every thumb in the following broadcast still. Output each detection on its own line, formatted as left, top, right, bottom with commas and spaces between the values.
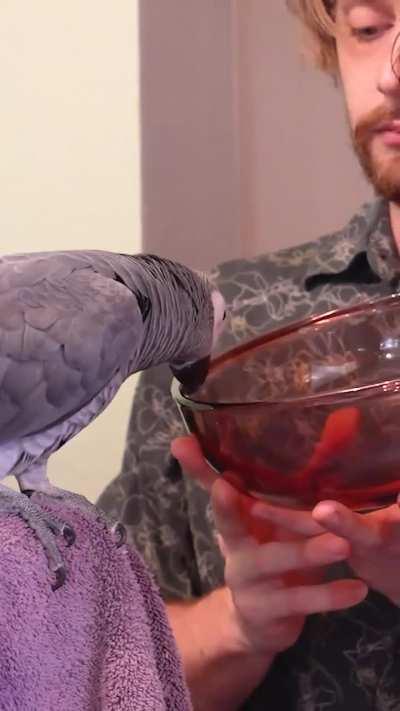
171, 436, 218, 491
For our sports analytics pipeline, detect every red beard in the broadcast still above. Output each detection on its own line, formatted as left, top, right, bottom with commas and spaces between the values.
353, 105, 400, 204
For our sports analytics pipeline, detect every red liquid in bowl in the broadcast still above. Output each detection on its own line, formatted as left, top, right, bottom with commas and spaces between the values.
180, 400, 400, 511
175, 297, 400, 511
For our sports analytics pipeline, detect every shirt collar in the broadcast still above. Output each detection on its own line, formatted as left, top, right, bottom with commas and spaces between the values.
366, 199, 400, 282
305, 199, 400, 291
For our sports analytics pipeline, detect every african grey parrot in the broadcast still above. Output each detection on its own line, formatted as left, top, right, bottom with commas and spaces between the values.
0, 250, 226, 588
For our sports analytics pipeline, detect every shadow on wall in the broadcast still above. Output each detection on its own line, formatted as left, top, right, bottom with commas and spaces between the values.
138, 0, 240, 271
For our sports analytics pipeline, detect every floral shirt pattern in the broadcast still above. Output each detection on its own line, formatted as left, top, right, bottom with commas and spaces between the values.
98, 198, 400, 710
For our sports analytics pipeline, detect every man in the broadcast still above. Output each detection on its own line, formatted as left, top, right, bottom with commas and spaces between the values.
99, 2, 400, 708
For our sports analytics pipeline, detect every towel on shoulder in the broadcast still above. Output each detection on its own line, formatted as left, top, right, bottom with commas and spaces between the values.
0, 494, 192, 711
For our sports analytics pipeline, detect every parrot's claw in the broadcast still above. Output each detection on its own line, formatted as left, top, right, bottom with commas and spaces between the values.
0, 485, 70, 590
40, 516, 76, 547
60, 523, 76, 547
22, 489, 76, 546
52, 564, 67, 592
21, 489, 35, 498
111, 521, 127, 548
33, 486, 126, 549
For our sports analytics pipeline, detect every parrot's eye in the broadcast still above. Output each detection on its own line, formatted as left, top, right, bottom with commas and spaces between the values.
223, 311, 227, 321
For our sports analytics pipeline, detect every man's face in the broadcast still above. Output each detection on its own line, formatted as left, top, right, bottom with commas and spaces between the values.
336, 0, 400, 201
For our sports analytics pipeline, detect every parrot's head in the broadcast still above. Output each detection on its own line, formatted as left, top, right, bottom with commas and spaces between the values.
132, 254, 227, 392
171, 286, 227, 393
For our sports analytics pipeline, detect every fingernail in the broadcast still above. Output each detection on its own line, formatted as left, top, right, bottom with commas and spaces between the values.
314, 503, 340, 525
350, 580, 368, 601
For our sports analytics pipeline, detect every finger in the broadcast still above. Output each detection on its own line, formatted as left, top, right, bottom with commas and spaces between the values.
241, 579, 368, 620
251, 500, 325, 537
312, 500, 382, 548
171, 436, 218, 490
211, 478, 255, 553
227, 533, 350, 586
215, 532, 227, 558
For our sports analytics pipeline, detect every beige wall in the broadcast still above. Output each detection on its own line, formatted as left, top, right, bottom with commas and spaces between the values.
0, 1, 141, 501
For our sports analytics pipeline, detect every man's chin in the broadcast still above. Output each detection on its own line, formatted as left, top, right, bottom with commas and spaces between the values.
352, 108, 400, 203
373, 166, 400, 203
358, 148, 400, 203
372, 178, 400, 204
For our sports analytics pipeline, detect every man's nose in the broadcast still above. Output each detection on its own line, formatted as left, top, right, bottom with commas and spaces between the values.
378, 31, 400, 96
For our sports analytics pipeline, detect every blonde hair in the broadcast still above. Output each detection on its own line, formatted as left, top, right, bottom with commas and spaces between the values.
287, 0, 337, 75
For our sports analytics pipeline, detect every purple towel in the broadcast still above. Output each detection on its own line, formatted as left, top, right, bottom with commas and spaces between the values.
0, 494, 192, 711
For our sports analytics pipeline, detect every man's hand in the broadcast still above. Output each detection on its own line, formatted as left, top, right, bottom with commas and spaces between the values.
253, 495, 400, 605
171, 436, 368, 660
313, 499, 400, 604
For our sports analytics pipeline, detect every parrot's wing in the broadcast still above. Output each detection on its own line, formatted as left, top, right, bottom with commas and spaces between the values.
0, 254, 145, 443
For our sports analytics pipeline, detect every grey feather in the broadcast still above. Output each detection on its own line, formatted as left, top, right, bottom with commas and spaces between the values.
0, 250, 218, 458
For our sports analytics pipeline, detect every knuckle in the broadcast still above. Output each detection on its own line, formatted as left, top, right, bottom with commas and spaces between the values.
289, 585, 328, 615
224, 560, 240, 588
263, 541, 299, 571
225, 555, 252, 589
287, 587, 305, 615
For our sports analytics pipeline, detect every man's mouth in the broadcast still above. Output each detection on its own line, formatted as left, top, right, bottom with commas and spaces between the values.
353, 107, 400, 200
372, 120, 400, 147
375, 120, 400, 133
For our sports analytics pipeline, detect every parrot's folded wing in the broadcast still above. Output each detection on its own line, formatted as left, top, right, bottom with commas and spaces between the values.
0, 256, 143, 443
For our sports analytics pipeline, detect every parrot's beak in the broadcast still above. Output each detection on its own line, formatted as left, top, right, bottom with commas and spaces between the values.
171, 355, 211, 395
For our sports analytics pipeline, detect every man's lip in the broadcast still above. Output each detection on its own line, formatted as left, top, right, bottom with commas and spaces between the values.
374, 121, 400, 133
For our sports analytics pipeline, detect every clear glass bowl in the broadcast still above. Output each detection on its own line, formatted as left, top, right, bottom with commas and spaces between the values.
172, 294, 400, 511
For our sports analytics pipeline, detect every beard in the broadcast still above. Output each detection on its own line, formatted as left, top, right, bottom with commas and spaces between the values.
352, 105, 400, 204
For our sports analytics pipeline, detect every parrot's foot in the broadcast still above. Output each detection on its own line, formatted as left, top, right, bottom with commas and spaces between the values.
22, 486, 126, 548
0, 485, 74, 590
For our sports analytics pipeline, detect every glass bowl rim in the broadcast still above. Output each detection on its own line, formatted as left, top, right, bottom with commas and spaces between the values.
172, 293, 400, 411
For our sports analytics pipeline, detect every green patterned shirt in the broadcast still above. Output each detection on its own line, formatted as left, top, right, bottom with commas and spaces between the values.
99, 198, 400, 710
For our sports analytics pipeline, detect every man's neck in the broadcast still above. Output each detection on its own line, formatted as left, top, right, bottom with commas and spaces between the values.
389, 202, 400, 254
